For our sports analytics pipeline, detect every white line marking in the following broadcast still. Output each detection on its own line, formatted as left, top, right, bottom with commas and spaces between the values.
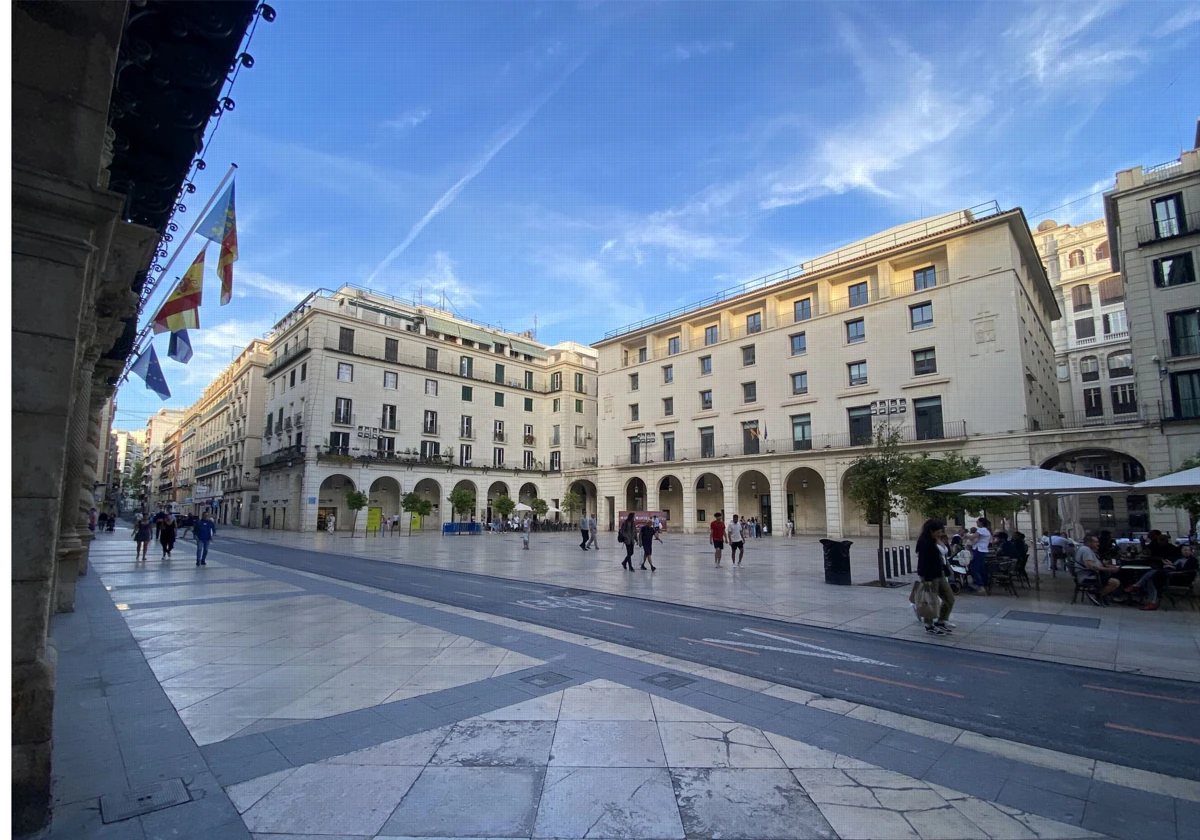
699, 628, 896, 667
453, 591, 485, 599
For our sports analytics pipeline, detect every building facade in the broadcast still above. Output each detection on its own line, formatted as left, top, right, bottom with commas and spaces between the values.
142, 407, 186, 511
255, 286, 599, 531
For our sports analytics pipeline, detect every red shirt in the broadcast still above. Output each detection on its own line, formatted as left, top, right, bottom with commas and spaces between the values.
710, 520, 726, 542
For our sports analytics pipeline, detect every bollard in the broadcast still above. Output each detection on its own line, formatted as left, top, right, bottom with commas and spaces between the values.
883, 547, 892, 578
903, 545, 913, 575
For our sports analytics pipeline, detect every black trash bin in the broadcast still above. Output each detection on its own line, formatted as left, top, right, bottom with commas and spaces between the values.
820, 539, 853, 585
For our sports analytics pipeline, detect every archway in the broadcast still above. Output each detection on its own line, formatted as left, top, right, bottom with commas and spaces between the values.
518, 482, 539, 506
784, 467, 826, 536
735, 469, 772, 534
412, 478, 442, 530
625, 477, 647, 513
318, 474, 356, 531
840, 466, 884, 538
486, 481, 510, 523
694, 473, 723, 527
1040, 448, 1145, 535
450, 479, 478, 522
568, 479, 598, 521
369, 477, 401, 525
657, 475, 682, 530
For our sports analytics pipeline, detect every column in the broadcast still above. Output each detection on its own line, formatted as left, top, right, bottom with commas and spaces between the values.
824, 460, 844, 539
721, 465, 737, 524
681, 469, 696, 534
645, 471, 659, 515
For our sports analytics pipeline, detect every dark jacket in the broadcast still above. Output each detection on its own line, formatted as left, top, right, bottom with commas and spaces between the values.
916, 536, 944, 582
639, 523, 655, 549
195, 519, 217, 541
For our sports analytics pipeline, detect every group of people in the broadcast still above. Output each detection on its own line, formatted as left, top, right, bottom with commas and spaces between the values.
1072, 530, 1196, 610
618, 513, 663, 570
706, 513, 758, 567
88, 507, 117, 533
578, 515, 600, 550
131, 509, 217, 566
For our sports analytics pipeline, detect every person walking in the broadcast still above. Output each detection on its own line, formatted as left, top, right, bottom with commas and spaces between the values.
521, 516, 531, 550
619, 513, 637, 569
588, 514, 599, 549
580, 513, 591, 550
159, 513, 177, 560
133, 514, 152, 562
639, 518, 657, 571
195, 512, 216, 566
786, 518, 794, 538
729, 515, 746, 566
710, 513, 726, 566
915, 518, 956, 635
967, 517, 992, 592
326, 513, 336, 533
153, 508, 166, 540
652, 515, 664, 543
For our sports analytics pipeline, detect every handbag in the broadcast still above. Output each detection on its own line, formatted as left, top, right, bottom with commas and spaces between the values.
915, 581, 940, 623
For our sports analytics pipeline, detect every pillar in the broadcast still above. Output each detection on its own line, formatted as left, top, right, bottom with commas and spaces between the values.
769, 460, 786, 537
645, 472, 659, 515
681, 470, 696, 534
721, 466, 737, 526
825, 461, 844, 539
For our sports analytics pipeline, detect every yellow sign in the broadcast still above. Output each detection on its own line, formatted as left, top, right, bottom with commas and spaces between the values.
366, 507, 382, 533
411, 513, 422, 531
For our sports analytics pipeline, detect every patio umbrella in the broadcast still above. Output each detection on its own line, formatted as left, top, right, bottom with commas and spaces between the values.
1133, 466, 1200, 493
928, 466, 1130, 589
514, 503, 533, 512
1056, 495, 1082, 541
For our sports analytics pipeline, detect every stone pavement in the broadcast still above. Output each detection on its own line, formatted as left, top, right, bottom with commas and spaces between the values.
225, 526, 1200, 683
33, 527, 1200, 840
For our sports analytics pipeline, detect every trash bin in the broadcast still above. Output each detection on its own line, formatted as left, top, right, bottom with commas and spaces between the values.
820, 539, 853, 586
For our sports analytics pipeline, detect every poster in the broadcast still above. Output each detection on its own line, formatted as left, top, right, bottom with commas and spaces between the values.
366, 507, 382, 533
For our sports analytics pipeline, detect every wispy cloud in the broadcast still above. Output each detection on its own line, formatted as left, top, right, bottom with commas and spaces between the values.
235, 268, 311, 305
668, 41, 733, 61
396, 251, 481, 310
366, 54, 588, 283
1005, 2, 1148, 92
166, 318, 274, 388
383, 107, 430, 131
1158, 7, 1200, 36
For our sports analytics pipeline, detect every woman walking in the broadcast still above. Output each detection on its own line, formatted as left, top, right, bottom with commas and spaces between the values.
159, 513, 178, 560
618, 513, 637, 570
915, 518, 956, 636
133, 514, 152, 562
639, 518, 657, 571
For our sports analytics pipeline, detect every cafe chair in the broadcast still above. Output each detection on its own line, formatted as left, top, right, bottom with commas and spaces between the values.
1162, 570, 1198, 611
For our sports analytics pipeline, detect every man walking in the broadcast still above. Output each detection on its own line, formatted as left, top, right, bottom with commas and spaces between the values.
588, 513, 599, 549
652, 514, 664, 543
730, 515, 747, 566
710, 513, 726, 566
195, 512, 216, 566
580, 513, 590, 550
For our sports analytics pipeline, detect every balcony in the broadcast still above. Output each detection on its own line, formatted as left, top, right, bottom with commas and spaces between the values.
284, 417, 293, 430
1136, 210, 1200, 246
331, 411, 355, 427
1165, 334, 1200, 359
460, 428, 476, 440
265, 337, 310, 377
255, 445, 304, 469
194, 460, 227, 478
574, 437, 588, 448
523, 434, 536, 445
422, 422, 439, 436
1027, 406, 1157, 432
493, 431, 508, 443
294, 413, 303, 427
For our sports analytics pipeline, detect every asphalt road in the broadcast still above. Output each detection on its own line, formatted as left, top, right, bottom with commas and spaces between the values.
214, 535, 1200, 781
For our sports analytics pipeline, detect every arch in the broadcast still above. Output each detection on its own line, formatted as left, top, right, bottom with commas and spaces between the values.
1068, 249, 1085, 268
1095, 242, 1109, 261
657, 475, 683, 529
1079, 355, 1100, 382
625, 477, 647, 513
450, 479, 478, 522
318, 474, 356, 531
784, 467, 826, 536
735, 469, 771, 533
412, 477, 442, 530
1070, 284, 1092, 311
694, 473, 724, 525
369, 477, 401, 520
486, 481, 510, 523
1106, 351, 1133, 378
1040, 448, 1148, 534
568, 479, 598, 519
839, 465, 887, 539
518, 482, 539, 506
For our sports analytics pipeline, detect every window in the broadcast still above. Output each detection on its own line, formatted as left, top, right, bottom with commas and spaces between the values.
663, 397, 674, 416
1071, 285, 1092, 311
385, 338, 398, 362
574, 425, 585, 446
426, 347, 438, 370
700, 390, 713, 411
663, 365, 673, 383
668, 336, 680, 355
338, 327, 355, 353
524, 397, 534, 412
913, 348, 937, 376
913, 396, 944, 440
493, 448, 505, 467
1168, 309, 1200, 356
1083, 387, 1103, 417
551, 372, 562, 391
377, 436, 395, 456
382, 404, 397, 431
794, 298, 812, 322
524, 371, 534, 390
1170, 370, 1200, 419
626, 403, 638, 422
1107, 352, 1133, 378
791, 371, 808, 395
334, 397, 353, 425
742, 345, 756, 366
1099, 276, 1123, 305
384, 371, 398, 389
494, 420, 505, 442
1152, 193, 1184, 239
742, 421, 760, 455
460, 356, 473, 377
552, 424, 561, 446
700, 426, 715, 458
271, 381, 276, 398
1074, 318, 1095, 340
289, 370, 296, 388
1091, 462, 1111, 481
704, 325, 719, 345
553, 398, 561, 412
550, 451, 561, 471
1153, 253, 1195, 288
1079, 356, 1100, 382
700, 355, 712, 375
575, 399, 584, 413
460, 415, 473, 438
846, 318, 865, 344
848, 406, 873, 446
910, 302, 933, 329
300, 362, 307, 381
495, 392, 505, 407
913, 266, 936, 291
1096, 242, 1110, 261
1097, 495, 1115, 527
420, 440, 440, 459
638, 347, 647, 363
574, 372, 585, 392
1103, 310, 1127, 335
337, 362, 353, 382
1068, 250, 1085, 268
630, 373, 639, 391
523, 450, 534, 470
628, 437, 641, 465
329, 431, 350, 455
791, 414, 812, 450
423, 410, 438, 434
425, 378, 438, 396
523, 423, 533, 441
462, 385, 473, 402
1111, 383, 1137, 414
848, 361, 868, 387
790, 332, 806, 355
460, 444, 472, 465
1122, 461, 1145, 483
848, 281, 868, 307
742, 382, 757, 403
495, 363, 505, 384
662, 431, 675, 461
746, 312, 762, 334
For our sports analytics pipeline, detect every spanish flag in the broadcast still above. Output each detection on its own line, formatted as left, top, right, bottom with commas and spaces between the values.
151, 246, 205, 334
197, 182, 238, 305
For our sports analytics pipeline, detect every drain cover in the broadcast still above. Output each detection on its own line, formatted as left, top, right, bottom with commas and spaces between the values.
100, 778, 190, 823
642, 672, 696, 690
520, 671, 572, 688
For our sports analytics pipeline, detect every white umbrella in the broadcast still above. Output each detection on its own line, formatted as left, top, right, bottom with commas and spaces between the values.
514, 503, 533, 512
929, 466, 1129, 588
1056, 495, 1082, 541
1134, 466, 1200, 493
545, 506, 562, 514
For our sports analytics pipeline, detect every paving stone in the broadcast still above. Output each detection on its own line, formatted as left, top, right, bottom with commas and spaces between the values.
1081, 797, 1178, 840
209, 748, 293, 788
673, 768, 837, 839
379, 767, 545, 838
996, 780, 1087, 827
241, 763, 422, 836
534, 767, 684, 839
550, 720, 667, 768
325, 726, 453, 766
861, 743, 937, 778
225, 768, 296, 814
139, 773, 242, 840
658, 721, 786, 769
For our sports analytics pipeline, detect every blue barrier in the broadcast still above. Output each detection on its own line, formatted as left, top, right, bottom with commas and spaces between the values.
442, 523, 483, 536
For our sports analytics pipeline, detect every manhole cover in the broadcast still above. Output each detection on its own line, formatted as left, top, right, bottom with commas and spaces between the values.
1003, 610, 1101, 629
520, 671, 572, 688
101, 778, 190, 823
642, 672, 696, 690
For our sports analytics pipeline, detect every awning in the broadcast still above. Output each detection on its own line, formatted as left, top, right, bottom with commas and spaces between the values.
423, 314, 547, 359
508, 337, 547, 359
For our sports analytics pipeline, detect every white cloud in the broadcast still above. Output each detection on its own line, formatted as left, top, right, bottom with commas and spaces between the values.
1158, 7, 1200, 36
668, 41, 733, 61
1005, 3, 1149, 92
414, 251, 480, 309
383, 107, 430, 131
165, 317, 274, 389
236, 268, 311, 306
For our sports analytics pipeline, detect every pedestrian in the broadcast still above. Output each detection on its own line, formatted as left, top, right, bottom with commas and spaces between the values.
159, 513, 177, 560
914, 518, 956, 635
786, 518, 794, 538
729, 515, 746, 566
652, 515, 664, 543
153, 509, 165, 539
709, 513, 726, 566
87, 507, 98, 534
580, 513, 591, 550
133, 514, 152, 562
195, 511, 216, 566
639, 518, 657, 571
326, 513, 336, 533
521, 516, 531, 550
588, 514, 598, 549
754, 517, 762, 538
967, 517, 992, 592
106, 509, 116, 531
98, 510, 108, 532
618, 512, 637, 569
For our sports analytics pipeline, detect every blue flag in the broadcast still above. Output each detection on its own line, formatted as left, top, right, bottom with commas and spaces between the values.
129, 344, 171, 400
168, 329, 193, 364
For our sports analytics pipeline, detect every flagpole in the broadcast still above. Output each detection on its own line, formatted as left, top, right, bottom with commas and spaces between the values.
119, 163, 238, 385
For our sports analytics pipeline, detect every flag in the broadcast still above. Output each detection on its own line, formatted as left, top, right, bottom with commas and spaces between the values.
761, 423, 768, 441
151, 246, 205, 334
168, 329, 193, 364
197, 182, 238, 305
129, 344, 171, 400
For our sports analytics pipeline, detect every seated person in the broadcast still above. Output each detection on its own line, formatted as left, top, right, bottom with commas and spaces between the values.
1129, 545, 1196, 611
1074, 534, 1122, 604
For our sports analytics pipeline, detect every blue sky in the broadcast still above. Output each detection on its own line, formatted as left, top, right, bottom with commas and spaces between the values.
114, 1, 1200, 430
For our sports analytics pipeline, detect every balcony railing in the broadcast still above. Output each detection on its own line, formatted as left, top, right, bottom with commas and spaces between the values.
574, 437, 588, 448
255, 445, 305, 469
1027, 406, 1157, 432
322, 335, 550, 392
1136, 210, 1199, 246
493, 431, 507, 443
523, 434, 536, 445
460, 428, 475, 440
422, 423, 439, 436
331, 411, 355, 427
1165, 334, 1200, 359
264, 337, 310, 377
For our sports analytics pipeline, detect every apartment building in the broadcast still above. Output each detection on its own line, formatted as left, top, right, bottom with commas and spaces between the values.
141, 407, 185, 511
112, 429, 145, 509
254, 286, 599, 531
592, 204, 1068, 538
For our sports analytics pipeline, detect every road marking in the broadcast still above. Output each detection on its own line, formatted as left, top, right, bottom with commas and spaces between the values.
453, 591, 485, 599
512, 601, 547, 611
681, 637, 760, 655
1104, 723, 1200, 745
501, 584, 544, 593
1084, 684, 1200, 705
410, 583, 432, 588
646, 609, 702, 621
833, 669, 965, 698
747, 626, 823, 643
579, 616, 635, 629
514, 595, 614, 612
889, 650, 1011, 675
732, 629, 896, 667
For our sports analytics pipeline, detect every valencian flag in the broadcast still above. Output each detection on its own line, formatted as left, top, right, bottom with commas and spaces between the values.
129, 344, 171, 400
196, 182, 238, 305
151, 245, 205, 334
168, 329, 193, 364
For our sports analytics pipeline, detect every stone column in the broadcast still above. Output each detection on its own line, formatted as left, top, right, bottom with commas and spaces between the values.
825, 461, 845, 539
681, 469, 696, 534
644, 472, 659, 515
721, 465, 737, 525
769, 460, 786, 537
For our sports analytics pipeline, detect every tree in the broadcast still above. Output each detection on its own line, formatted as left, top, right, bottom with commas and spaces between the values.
561, 490, 582, 524
402, 492, 433, 535
493, 494, 516, 523
1154, 452, 1200, 538
345, 490, 369, 536
448, 487, 476, 522
844, 425, 914, 586
530, 497, 548, 521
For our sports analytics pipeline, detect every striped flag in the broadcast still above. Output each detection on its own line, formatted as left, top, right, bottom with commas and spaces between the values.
197, 182, 238, 305
167, 329, 193, 363
151, 246, 205, 334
